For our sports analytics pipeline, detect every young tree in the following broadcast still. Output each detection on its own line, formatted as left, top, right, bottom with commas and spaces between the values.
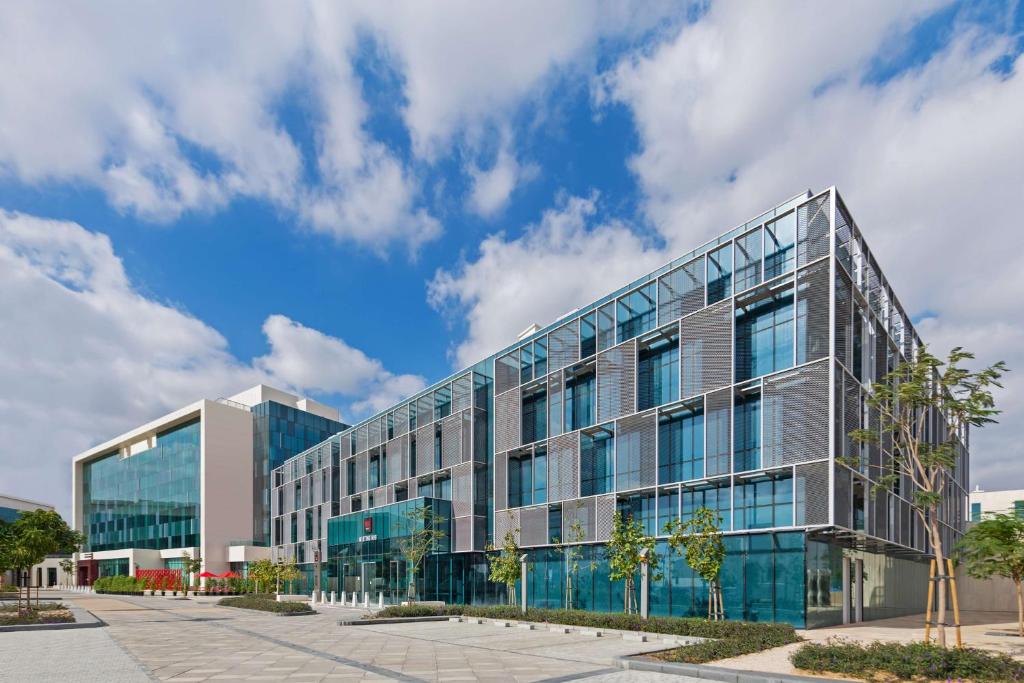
607, 511, 659, 614
0, 509, 83, 612
58, 558, 76, 587
487, 523, 522, 606
180, 551, 203, 595
957, 513, 1024, 636
552, 513, 591, 610
275, 558, 301, 594
248, 558, 275, 594
665, 506, 726, 620
395, 505, 448, 601
845, 345, 1007, 647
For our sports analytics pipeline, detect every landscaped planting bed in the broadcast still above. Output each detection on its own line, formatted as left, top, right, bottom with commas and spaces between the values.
0, 602, 74, 626
374, 605, 799, 663
218, 596, 314, 614
93, 576, 147, 595
790, 639, 1024, 682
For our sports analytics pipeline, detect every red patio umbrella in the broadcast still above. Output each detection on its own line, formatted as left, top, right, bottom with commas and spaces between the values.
217, 571, 240, 579
198, 571, 218, 578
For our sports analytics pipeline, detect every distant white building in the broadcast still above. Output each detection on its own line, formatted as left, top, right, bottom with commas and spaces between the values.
967, 486, 1024, 522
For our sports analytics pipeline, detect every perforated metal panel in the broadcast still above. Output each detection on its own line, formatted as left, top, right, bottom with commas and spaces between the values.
454, 516, 472, 552
451, 462, 473, 517
835, 266, 853, 370
356, 424, 368, 454
797, 192, 830, 267
705, 388, 732, 476
339, 434, 352, 458
548, 432, 580, 501
597, 339, 636, 423
415, 424, 434, 475
872, 485, 888, 540
796, 261, 829, 365
562, 498, 595, 542
368, 418, 382, 449
386, 438, 403, 484
494, 387, 521, 453
394, 404, 409, 437
339, 496, 350, 515
372, 486, 386, 509
834, 465, 852, 529
658, 256, 705, 325
680, 301, 732, 397
414, 393, 433, 428
494, 452, 508, 511
796, 461, 829, 525
494, 508, 520, 545
495, 351, 519, 396
762, 360, 829, 466
461, 410, 472, 464
520, 506, 548, 547
547, 372, 563, 437
452, 374, 473, 412
595, 494, 617, 541
355, 453, 367, 493
842, 371, 860, 460
441, 413, 463, 468
549, 320, 580, 372
615, 410, 657, 489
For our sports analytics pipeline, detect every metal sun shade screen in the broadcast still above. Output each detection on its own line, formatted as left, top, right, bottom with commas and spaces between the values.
796, 261, 830, 365
658, 256, 705, 326
615, 410, 657, 490
394, 404, 409, 437
795, 460, 830, 526
797, 192, 831, 267
416, 393, 435, 427
494, 452, 508, 511
441, 413, 463, 468
494, 508, 520, 545
495, 351, 519, 396
547, 320, 580, 373
562, 497, 595, 542
368, 418, 382, 449
354, 453, 368, 493
833, 464, 852, 529
386, 437, 404, 483
451, 462, 473, 517
415, 424, 434, 476
547, 432, 580, 502
453, 516, 472, 553
494, 387, 521, 453
519, 506, 548, 547
834, 268, 853, 370
704, 388, 732, 476
452, 374, 473, 413
680, 301, 732, 397
597, 339, 636, 423
355, 424, 368, 455
761, 360, 829, 467
595, 494, 617, 541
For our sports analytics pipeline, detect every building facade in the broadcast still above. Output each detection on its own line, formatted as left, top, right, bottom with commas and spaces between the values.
271, 187, 967, 628
967, 486, 1024, 521
0, 494, 74, 588
71, 385, 344, 585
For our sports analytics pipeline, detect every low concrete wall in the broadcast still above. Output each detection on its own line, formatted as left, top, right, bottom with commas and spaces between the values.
955, 573, 1020, 612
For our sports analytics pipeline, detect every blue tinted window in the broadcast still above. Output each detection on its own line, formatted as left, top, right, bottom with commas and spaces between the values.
617, 282, 656, 343
617, 493, 657, 536
508, 452, 532, 508
580, 426, 614, 496
564, 369, 595, 431
707, 245, 732, 304
734, 391, 761, 472
765, 213, 795, 279
735, 287, 794, 381
533, 447, 547, 505
658, 403, 704, 484
533, 338, 547, 377
638, 337, 679, 410
735, 477, 793, 530
580, 313, 597, 358
520, 344, 534, 383
970, 502, 981, 522
521, 386, 547, 444
548, 505, 562, 544
681, 486, 731, 530
734, 229, 762, 292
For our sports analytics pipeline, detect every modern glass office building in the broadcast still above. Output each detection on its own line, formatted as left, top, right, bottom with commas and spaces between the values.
72, 385, 344, 584
272, 187, 967, 628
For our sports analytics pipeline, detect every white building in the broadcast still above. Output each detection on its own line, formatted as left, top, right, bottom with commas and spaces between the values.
0, 494, 74, 588
967, 486, 1024, 521
71, 385, 343, 585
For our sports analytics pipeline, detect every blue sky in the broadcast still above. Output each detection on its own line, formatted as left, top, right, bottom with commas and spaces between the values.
1, 1, 1022, 514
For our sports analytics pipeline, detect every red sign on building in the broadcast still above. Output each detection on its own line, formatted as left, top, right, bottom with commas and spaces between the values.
363, 517, 373, 534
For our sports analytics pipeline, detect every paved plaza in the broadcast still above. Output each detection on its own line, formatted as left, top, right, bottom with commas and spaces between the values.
0, 592, 703, 682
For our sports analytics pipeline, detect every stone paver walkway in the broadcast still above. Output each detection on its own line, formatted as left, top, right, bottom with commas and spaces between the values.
1, 592, 702, 682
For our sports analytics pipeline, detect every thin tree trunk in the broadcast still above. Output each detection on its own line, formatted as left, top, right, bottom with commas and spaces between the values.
1016, 580, 1023, 638
930, 518, 947, 648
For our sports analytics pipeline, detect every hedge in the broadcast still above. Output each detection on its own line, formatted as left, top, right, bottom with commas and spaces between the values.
218, 596, 314, 614
93, 576, 147, 594
373, 605, 799, 663
791, 640, 1024, 682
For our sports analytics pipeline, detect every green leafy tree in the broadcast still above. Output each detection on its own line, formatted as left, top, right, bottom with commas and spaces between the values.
607, 510, 659, 614
275, 558, 301, 594
58, 558, 75, 587
552, 510, 592, 610
180, 551, 203, 595
395, 505, 448, 601
957, 513, 1024, 636
487, 515, 522, 606
844, 346, 1007, 647
665, 506, 726, 620
0, 509, 82, 612
248, 558, 275, 594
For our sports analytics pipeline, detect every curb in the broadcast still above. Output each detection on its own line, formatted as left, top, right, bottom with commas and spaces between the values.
614, 655, 835, 683
214, 604, 318, 617
0, 606, 106, 633
339, 615, 452, 626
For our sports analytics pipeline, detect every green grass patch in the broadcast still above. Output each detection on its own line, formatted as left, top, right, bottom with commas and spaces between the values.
373, 605, 798, 662
218, 596, 313, 614
790, 639, 1024, 682
0, 602, 74, 626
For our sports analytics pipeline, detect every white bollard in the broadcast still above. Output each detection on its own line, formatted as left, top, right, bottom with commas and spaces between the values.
330, 591, 336, 606
311, 590, 316, 604
377, 592, 383, 608
351, 592, 356, 607
362, 592, 368, 608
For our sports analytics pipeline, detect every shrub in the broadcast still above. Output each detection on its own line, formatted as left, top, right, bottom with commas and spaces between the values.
0, 602, 74, 625
790, 639, 1024, 682
218, 596, 313, 614
373, 605, 798, 663
93, 576, 146, 594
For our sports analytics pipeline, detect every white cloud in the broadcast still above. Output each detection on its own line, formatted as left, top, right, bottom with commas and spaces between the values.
429, 193, 665, 366
0, 210, 421, 517
592, 1, 1024, 488
467, 132, 539, 218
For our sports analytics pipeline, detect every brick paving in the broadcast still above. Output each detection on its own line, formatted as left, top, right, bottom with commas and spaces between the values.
0, 592, 699, 682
